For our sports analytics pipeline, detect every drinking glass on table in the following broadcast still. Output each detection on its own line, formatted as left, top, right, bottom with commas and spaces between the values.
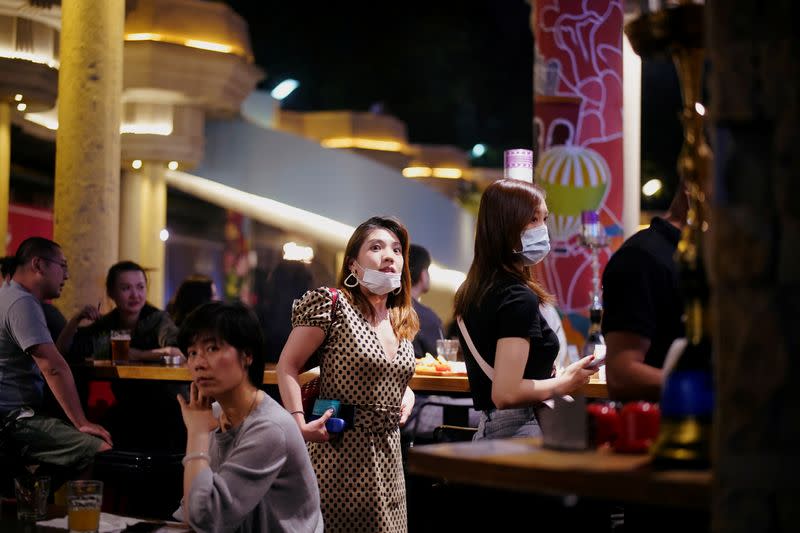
110, 329, 131, 363
436, 339, 460, 362
67, 480, 103, 533
14, 474, 50, 521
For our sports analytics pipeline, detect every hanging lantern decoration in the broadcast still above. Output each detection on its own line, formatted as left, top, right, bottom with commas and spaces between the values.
535, 144, 610, 247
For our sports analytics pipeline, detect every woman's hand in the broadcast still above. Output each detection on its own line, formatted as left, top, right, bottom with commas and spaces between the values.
128, 347, 182, 362
300, 409, 333, 442
56, 304, 101, 354
554, 355, 596, 396
156, 346, 185, 359
399, 387, 414, 427
177, 382, 218, 435
72, 304, 101, 324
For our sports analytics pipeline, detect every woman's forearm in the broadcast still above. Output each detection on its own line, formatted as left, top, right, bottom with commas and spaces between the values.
492, 375, 566, 409
276, 326, 327, 431
182, 431, 210, 522
128, 347, 164, 361
492, 338, 571, 409
399, 386, 415, 426
55, 318, 80, 355
276, 362, 305, 427
402, 386, 414, 410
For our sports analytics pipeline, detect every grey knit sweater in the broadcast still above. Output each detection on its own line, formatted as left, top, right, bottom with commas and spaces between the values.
175, 395, 323, 533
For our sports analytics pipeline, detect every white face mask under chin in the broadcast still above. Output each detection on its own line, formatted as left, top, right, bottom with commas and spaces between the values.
517, 225, 550, 266
354, 262, 402, 295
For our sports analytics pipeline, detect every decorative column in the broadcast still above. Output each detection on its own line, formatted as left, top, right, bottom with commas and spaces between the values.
0, 102, 8, 254
119, 0, 264, 306
0, 3, 60, 255
119, 163, 167, 306
707, 1, 800, 530
622, 28, 642, 239
53, 0, 124, 314
531, 0, 624, 341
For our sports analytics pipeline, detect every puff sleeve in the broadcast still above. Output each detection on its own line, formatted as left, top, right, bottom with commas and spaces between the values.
291, 287, 336, 332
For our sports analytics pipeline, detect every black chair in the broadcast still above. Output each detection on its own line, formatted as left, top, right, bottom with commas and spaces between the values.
93, 449, 183, 519
403, 398, 474, 447
432, 424, 477, 443
89, 381, 187, 518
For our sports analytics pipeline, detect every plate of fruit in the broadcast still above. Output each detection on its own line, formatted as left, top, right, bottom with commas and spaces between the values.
415, 353, 467, 376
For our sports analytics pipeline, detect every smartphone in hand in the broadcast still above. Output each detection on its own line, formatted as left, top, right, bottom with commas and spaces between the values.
584, 345, 606, 370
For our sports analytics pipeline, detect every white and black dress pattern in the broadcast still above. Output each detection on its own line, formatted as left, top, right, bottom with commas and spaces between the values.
292, 288, 415, 533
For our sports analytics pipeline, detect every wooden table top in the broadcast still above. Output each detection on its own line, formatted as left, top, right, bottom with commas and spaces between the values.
408, 438, 711, 509
80, 361, 608, 397
0, 503, 190, 532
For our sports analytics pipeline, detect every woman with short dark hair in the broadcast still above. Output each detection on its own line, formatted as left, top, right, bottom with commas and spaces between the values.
176, 302, 323, 533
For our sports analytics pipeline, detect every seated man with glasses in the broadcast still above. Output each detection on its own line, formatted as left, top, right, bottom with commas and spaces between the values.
2, 255, 68, 342
0, 237, 112, 480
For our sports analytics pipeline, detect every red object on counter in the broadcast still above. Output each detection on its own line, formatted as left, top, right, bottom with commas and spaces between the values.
587, 401, 621, 448
614, 401, 661, 454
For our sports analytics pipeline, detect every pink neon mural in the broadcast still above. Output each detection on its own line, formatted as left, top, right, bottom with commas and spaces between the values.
532, 0, 624, 342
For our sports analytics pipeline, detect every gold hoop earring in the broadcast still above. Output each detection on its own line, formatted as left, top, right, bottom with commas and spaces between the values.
344, 272, 359, 288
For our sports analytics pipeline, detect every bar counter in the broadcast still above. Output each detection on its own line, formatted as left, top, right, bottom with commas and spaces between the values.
408, 437, 711, 509
78, 361, 608, 397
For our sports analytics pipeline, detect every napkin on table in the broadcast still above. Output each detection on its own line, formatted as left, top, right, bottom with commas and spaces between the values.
37, 512, 142, 532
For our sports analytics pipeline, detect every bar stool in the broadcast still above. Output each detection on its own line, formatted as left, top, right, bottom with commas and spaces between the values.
0, 410, 41, 498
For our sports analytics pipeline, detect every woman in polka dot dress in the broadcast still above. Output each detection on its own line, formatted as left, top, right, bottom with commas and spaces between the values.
277, 216, 419, 533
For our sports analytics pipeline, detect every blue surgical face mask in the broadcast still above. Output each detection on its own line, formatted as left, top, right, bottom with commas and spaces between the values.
517, 225, 550, 265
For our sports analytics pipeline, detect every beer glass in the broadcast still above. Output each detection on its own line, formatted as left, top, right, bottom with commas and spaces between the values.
67, 480, 103, 533
110, 330, 131, 363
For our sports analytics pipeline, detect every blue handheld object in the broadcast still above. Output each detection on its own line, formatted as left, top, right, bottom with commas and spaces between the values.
310, 399, 348, 433
325, 417, 346, 433
311, 399, 341, 418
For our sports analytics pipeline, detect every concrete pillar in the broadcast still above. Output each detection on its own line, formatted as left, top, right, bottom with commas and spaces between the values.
120, 164, 166, 307
707, 1, 800, 531
0, 102, 9, 255
53, 0, 124, 315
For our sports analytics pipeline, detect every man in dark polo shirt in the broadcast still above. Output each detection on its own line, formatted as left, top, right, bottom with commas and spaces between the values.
409, 244, 443, 359
601, 186, 687, 401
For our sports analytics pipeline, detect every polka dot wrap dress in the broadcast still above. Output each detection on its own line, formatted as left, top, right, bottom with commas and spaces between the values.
292, 287, 415, 533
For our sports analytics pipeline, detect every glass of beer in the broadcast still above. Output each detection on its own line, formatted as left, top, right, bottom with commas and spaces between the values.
67, 480, 103, 533
110, 330, 131, 363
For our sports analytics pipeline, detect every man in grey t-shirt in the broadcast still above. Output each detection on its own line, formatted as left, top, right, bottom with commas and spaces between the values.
0, 238, 112, 473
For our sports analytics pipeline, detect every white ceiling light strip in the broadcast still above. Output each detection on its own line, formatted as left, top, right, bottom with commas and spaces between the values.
164, 169, 465, 292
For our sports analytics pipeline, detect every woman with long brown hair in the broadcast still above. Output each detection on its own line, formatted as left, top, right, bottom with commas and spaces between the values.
454, 179, 596, 440
277, 216, 418, 533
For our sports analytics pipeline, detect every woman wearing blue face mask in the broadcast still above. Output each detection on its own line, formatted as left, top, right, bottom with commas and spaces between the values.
454, 179, 596, 440
277, 216, 419, 533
